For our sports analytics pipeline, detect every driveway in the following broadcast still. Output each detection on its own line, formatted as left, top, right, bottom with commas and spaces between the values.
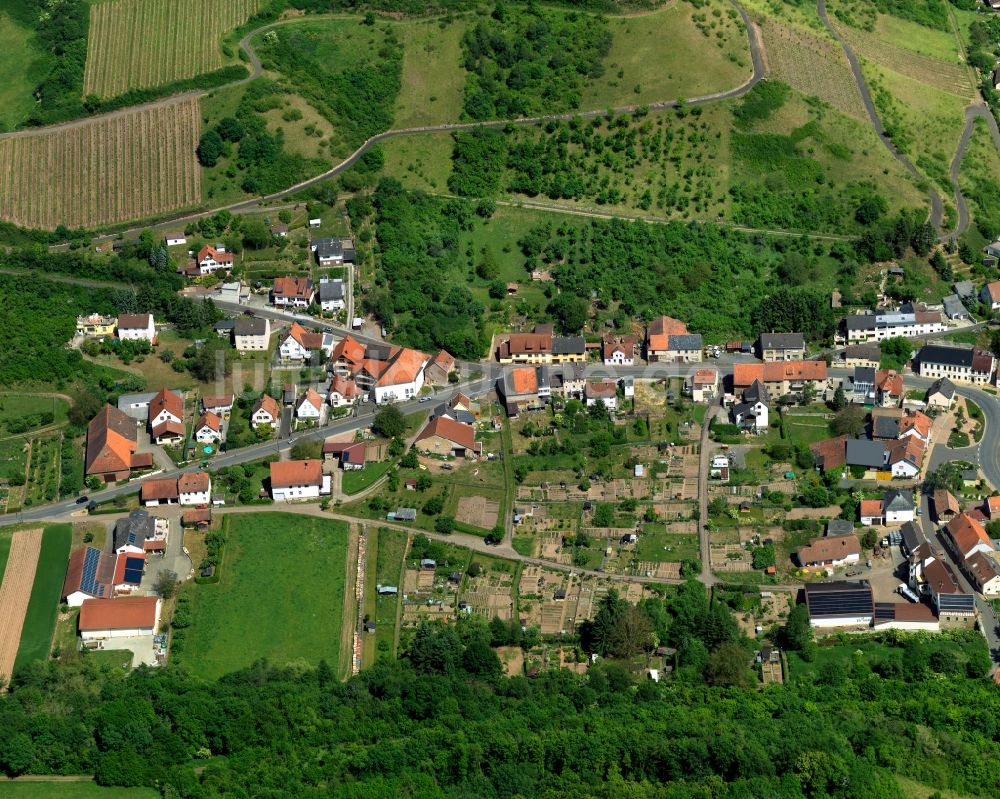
140, 516, 194, 589
95, 635, 159, 667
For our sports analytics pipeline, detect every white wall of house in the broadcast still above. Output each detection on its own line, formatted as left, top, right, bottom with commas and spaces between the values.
81, 625, 155, 641
272, 483, 321, 502
885, 508, 914, 524
195, 427, 221, 444
279, 337, 310, 361
296, 401, 321, 420
809, 612, 873, 628
179, 488, 211, 506
251, 411, 275, 429
586, 395, 619, 411
119, 318, 156, 341
890, 461, 920, 479
373, 371, 425, 404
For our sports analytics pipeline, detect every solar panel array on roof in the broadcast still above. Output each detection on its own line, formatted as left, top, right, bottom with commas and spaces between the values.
80, 547, 107, 597
123, 556, 144, 584
805, 582, 874, 618
937, 593, 976, 613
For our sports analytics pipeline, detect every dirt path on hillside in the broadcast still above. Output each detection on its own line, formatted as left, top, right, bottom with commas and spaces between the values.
0, 529, 43, 687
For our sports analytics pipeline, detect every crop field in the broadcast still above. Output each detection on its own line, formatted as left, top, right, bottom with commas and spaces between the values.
0, 97, 202, 230
14, 525, 72, 672
0, 529, 41, 684
759, 18, 866, 120
581, 0, 749, 109
83, 0, 261, 98
178, 513, 349, 679
838, 20, 973, 97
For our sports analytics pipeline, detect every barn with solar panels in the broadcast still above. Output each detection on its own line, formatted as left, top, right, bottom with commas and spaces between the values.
803, 580, 875, 628
112, 552, 145, 595
62, 546, 116, 607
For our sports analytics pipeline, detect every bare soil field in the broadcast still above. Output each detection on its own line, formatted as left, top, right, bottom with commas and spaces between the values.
0, 529, 42, 685
456, 495, 500, 530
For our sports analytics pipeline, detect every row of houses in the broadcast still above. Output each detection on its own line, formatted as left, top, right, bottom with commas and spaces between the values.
494, 364, 635, 415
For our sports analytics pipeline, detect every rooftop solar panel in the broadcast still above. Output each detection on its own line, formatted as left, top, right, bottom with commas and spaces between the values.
123, 568, 143, 584
125, 557, 144, 570
938, 594, 975, 612
805, 584, 874, 617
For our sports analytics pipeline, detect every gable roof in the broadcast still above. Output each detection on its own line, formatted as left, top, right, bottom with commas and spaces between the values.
759, 332, 805, 350
803, 580, 874, 618
883, 488, 912, 513
887, 436, 925, 469
899, 410, 931, 439
141, 478, 179, 502
859, 499, 883, 519
933, 489, 961, 518
809, 435, 847, 470
733, 361, 828, 387
875, 369, 904, 396
270, 459, 323, 488
928, 377, 956, 399
918, 344, 993, 371
498, 332, 553, 358
202, 394, 234, 410
646, 316, 688, 351
112, 510, 154, 551
251, 394, 280, 419
844, 343, 881, 361
79, 596, 159, 631
797, 534, 861, 564
506, 366, 539, 395
148, 388, 183, 422
86, 404, 137, 474
234, 317, 268, 336
983, 280, 1000, 303
429, 350, 456, 373
585, 381, 617, 399
966, 551, 1000, 588
117, 313, 152, 330
692, 368, 718, 386
845, 438, 887, 468
332, 335, 367, 365
62, 546, 114, 600
602, 335, 635, 360
667, 333, 703, 351
298, 387, 324, 412
283, 322, 324, 351
273, 276, 313, 299
329, 375, 359, 398
416, 416, 476, 450
178, 471, 210, 494
196, 411, 221, 433
945, 512, 992, 558
198, 245, 233, 264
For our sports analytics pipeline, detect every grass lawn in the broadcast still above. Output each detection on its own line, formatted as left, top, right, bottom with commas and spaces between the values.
394, 16, 466, 127
0, 785, 158, 799
512, 535, 537, 557
14, 524, 72, 672
177, 513, 349, 678
343, 460, 393, 495
373, 528, 406, 660
380, 132, 454, 193
0, 9, 46, 132
0, 393, 69, 429
635, 530, 700, 563
582, 0, 748, 110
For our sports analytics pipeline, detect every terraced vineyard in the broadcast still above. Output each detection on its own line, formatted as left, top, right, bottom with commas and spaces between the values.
0, 97, 202, 230
760, 19, 866, 120
837, 21, 974, 97
84, 0, 261, 98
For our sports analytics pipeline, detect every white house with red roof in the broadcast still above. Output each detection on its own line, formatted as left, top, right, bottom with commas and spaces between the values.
117, 313, 156, 342
331, 336, 429, 404
197, 245, 234, 275
328, 375, 360, 408
584, 381, 618, 411
148, 388, 184, 444
195, 411, 223, 444
251, 394, 280, 430
272, 277, 314, 308
296, 388, 324, 420
279, 322, 333, 362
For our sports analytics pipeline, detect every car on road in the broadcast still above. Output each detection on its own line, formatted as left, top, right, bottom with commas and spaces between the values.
75, 495, 89, 504
418, 396, 432, 403
288, 437, 297, 445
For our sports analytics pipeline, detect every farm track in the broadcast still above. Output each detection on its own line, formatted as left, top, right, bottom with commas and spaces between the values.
816, 0, 946, 235
0, 529, 43, 686
33, 1, 763, 241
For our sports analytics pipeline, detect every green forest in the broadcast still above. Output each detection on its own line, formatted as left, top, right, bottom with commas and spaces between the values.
461, 3, 613, 119
0, 580, 996, 798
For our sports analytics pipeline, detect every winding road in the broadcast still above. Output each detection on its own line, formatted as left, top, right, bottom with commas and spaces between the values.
49, 0, 767, 246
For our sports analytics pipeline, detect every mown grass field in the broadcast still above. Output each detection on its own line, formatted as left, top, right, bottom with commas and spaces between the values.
83, 0, 261, 98
582, 0, 749, 110
13, 524, 72, 672
394, 17, 466, 128
0, 9, 45, 131
343, 460, 393, 495
178, 513, 349, 679
0, 96, 201, 230
0, 394, 69, 429
0, 785, 158, 799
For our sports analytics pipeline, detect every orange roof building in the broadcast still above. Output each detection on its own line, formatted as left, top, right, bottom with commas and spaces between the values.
79, 596, 161, 638
251, 394, 280, 428
646, 316, 689, 356
426, 349, 457, 384
415, 416, 478, 456
796, 534, 861, 567
85, 404, 141, 482
733, 361, 828, 391
945, 512, 994, 561
270, 459, 324, 489
899, 410, 932, 441
272, 276, 314, 307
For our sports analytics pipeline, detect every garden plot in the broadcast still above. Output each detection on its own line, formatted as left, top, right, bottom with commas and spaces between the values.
635, 561, 683, 580
456, 495, 500, 530
401, 567, 457, 624
460, 567, 515, 621
711, 544, 753, 573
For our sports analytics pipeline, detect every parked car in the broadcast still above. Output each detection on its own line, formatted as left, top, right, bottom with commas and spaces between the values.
75, 495, 89, 504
